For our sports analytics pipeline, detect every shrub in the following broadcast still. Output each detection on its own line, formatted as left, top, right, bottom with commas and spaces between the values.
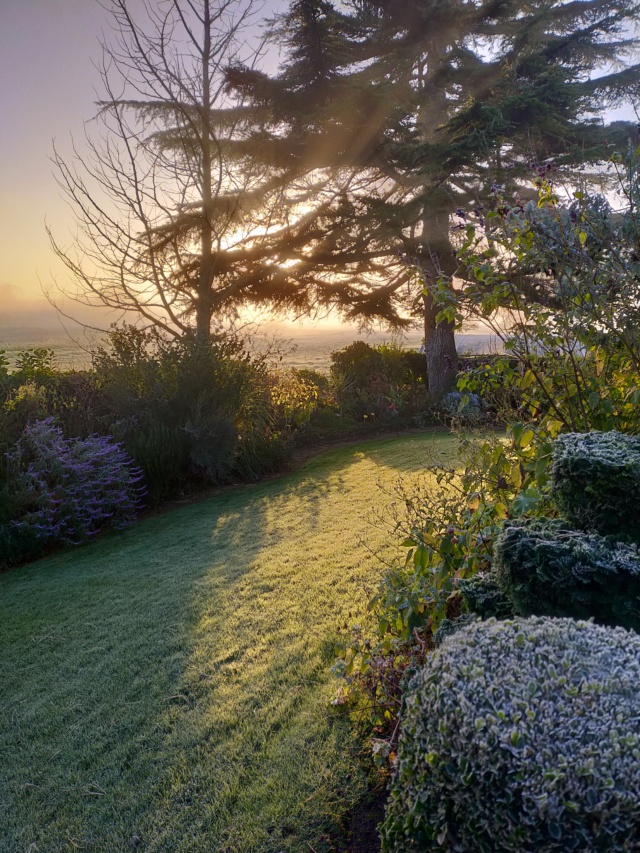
329, 340, 427, 421
5, 419, 141, 555
124, 423, 191, 504
330, 341, 385, 389
457, 573, 513, 620
0, 522, 43, 568
437, 156, 640, 435
440, 391, 485, 424
381, 617, 640, 853
95, 326, 293, 488
550, 431, 640, 540
269, 368, 319, 429
493, 517, 640, 631
331, 438, 509, 740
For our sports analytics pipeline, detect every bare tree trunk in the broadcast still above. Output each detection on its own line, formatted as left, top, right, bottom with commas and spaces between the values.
422, 289, 458, 399
421, 209, 458, 399
198, 0, 214, 341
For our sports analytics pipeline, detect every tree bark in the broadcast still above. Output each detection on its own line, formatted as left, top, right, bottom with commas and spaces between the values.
422, 289, 458, 399
421, 208, 458, 399
197, 0, 214, 341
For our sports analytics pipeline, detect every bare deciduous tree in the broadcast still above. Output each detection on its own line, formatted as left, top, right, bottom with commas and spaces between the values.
49, 0, 341, 338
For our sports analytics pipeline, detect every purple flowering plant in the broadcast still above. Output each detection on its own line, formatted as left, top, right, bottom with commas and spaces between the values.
6, 418, 143, 546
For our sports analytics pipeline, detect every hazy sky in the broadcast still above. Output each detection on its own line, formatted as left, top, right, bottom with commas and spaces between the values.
0, 0, 282, 331
0, 0, 636, 332
1, 1, 120, 320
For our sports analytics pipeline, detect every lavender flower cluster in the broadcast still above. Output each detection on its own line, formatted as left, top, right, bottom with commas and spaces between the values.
6, 419, 142, 547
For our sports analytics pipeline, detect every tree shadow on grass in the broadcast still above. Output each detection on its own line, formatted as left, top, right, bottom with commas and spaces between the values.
358, 429, 460, 474
0, 442, 405, 853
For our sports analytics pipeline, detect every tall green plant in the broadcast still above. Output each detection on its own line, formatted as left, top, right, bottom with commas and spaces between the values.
437, 151, 640, 434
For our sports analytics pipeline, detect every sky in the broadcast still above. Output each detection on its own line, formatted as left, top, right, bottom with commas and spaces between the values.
0, 0, 287, 334
0, 0, 637, 336
0, 0, 122, 327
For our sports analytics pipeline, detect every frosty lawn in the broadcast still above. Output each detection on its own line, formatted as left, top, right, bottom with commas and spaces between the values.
0, 432, 456, 853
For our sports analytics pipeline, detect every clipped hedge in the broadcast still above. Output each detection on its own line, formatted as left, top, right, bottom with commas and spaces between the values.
457, 573, 514, 620
381, 617, 640, 853
493, 518, 640, 631
550, 431, 640, 539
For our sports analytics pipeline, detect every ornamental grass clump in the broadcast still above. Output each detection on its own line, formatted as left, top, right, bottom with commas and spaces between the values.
493, 518, 640, 631
550, 431, 640, 540
381, 617, 640, 853
5, 418, 141, 552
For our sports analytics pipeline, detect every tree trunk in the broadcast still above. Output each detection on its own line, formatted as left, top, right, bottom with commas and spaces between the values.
197, 0, 213, 342
423, 290, 458, 399
421, 209, 458, 399
195, 291, 213, 339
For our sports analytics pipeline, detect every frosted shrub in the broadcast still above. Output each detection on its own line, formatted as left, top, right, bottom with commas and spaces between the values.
551, 431, 640, 539
382, 617, 640, 852
494, 518, 640, 630
6, 419, 141, 547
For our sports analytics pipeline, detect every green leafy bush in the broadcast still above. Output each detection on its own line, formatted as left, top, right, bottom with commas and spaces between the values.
329, 340, 427, 421
457, 573, 513, 620
332, 436, 510, 739
95, 327, 292, 488
382, 617, 640, 853
434, 154, 640, 437
550, 431, 640, 539
493, 518, 640, 630
124, 423, 191, 503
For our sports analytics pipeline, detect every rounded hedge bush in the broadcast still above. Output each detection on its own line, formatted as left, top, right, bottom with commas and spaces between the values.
381, 617, 640, 852
550, 431, 640, 540
493, 517, 640, 631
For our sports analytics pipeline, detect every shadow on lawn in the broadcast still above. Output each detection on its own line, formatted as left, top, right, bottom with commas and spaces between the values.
0, 439, 441, 852
360, 429, 458, 474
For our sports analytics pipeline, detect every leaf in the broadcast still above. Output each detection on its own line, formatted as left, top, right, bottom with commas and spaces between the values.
439, 535, 455, 555
520, 370, 535, 391
510, 488, 541, 516
494, 502, 508, 519
509, 463, 523, 490
467, 493, 481, 511
511, 422, 524, 444
578, 231, 587, 246
544, 418, 564, 437
520, 429, 534, 449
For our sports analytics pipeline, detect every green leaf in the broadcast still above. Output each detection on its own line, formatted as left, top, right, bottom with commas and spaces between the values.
520, 370, 535, 391
511, 422, 524, 444
520, 429, 534, 449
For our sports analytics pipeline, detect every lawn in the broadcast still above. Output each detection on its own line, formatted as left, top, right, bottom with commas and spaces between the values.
0, 431, 457, 853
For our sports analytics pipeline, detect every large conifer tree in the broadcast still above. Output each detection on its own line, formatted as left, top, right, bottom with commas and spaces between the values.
231, 0, 640, 395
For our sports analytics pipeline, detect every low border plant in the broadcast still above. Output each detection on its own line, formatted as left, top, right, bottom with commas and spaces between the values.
382, 617, 640, 852
3, 419, 141, 561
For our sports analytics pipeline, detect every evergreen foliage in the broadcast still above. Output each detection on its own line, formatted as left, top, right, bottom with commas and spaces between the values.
382, 617, 640, 853
551, 431, 640, 540
493, 518, 640, 631
231, 0, 640, 396
457, 573, 513, 620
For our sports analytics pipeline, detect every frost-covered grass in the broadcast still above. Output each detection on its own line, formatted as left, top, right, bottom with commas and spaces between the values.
0, 431, 456, 853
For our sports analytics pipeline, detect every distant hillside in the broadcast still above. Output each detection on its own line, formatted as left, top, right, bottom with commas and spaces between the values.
0, 326, 502, 372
